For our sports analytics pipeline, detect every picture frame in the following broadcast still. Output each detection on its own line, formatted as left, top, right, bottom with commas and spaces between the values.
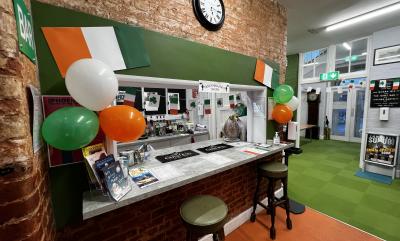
373, 44, 400, 66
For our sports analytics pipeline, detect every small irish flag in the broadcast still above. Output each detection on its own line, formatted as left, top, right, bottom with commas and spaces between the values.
229, 95, 235, 109
42, 26, 148, 77
169, 94, 179, 115
204, 99, 211, 115
254, 59, 273, 88
124, 93, 136, 107
369, 80, 376, 90
393, 80, 399, 90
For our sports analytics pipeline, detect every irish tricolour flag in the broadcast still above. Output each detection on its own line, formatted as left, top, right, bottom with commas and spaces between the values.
393, 80, 399, 90
369, 80, 376, 90
42, 27, 147, 77
254, 59, 273, 88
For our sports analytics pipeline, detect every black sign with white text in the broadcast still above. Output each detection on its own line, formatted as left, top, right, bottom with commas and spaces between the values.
365, 133, 398, 166
370, 78, 400, 108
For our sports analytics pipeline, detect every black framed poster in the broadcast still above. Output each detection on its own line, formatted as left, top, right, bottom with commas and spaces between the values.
373, 44, 400, 66
369, 78, 400, 108
365, 132, 399, 167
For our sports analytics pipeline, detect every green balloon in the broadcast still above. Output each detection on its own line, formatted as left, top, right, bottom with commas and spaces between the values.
273, 84, 294, 104
42, 107, 99, 151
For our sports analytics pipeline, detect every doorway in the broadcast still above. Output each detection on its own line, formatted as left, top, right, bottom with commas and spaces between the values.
327, 85, 365, 142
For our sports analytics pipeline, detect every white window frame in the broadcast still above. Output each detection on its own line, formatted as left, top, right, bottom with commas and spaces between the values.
333, 36, 370, 80
299, 48, 329, 83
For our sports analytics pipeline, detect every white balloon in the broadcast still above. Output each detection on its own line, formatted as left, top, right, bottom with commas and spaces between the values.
65, 59, 118, 111
287, 96, 299, 111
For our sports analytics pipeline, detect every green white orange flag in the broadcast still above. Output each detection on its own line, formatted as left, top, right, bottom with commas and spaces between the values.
42, 26, 149, 77
369, 80, 376, 90
204, 99, 211, 115
254, 59, 273, 88
393, 80, 399, 90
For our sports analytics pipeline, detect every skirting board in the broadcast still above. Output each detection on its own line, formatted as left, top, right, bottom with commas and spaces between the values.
199, 188, 283, 241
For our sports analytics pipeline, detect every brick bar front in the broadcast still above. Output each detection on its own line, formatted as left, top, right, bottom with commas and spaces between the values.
56, 153, 281, 241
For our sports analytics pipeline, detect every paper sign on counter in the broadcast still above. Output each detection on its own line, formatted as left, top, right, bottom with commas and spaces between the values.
149, 164, 183, 181
239, 147, 268, 155
202, 153, 234, 165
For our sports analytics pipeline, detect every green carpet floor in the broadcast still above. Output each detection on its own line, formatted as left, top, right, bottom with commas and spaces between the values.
288, 140, 400, 241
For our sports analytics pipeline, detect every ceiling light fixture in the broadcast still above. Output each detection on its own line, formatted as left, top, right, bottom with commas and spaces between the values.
326, 2, 400, 32
342, 42, 351, 50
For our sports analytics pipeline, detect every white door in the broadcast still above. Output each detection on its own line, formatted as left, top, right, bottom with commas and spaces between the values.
327, 86, 365, 142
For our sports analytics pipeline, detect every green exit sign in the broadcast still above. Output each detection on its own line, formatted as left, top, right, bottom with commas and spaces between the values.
320, 71, 340, 81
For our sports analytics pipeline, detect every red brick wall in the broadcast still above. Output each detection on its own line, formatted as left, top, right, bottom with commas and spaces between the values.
37, 0, 287, 83
0, 1, 56, 240
56, 153, 281, 241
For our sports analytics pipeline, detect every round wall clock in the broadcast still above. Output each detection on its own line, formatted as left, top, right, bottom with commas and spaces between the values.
192, 0, 225, 31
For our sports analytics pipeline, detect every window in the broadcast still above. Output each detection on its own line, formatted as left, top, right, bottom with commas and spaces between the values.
335, 38, 367, 74
302, 48, 327, 79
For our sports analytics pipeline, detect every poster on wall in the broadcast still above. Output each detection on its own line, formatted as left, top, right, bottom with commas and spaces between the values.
29, 85, 43, 153
42, 96, 105, 167
370, 78, 400, 108
373, 45, 400, 66
364, 132, 399, 167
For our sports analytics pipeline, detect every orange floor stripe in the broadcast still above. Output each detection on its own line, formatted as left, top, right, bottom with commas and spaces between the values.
226, 207, 381, 241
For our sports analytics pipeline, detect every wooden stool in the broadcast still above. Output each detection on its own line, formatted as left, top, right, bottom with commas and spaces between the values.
250, 162, 292, 240
180, 195, 228, 241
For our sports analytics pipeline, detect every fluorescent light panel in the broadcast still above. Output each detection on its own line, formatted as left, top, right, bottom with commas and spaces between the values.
326, 2, 400, 32
342, 42, 351, 50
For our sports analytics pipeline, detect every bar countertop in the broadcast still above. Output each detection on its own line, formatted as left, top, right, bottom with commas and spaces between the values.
82, 140, 294, 220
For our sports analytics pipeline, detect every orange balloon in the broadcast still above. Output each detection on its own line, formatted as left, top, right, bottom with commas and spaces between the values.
272, 104, 293, 124
99, 105, 146, 142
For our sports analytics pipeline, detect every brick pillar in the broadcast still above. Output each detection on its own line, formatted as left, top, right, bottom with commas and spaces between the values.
0, 1, 56, 240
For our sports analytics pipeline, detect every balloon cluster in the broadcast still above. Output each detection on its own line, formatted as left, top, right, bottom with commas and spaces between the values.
41, 59, 146, 151
271, 84, 299, 124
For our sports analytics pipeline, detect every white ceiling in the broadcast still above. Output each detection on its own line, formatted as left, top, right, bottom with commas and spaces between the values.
279, 0, 400, 54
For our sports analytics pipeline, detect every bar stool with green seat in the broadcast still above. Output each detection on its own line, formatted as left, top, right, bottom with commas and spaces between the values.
180, 195, 228, 241
250, 162, 292, 240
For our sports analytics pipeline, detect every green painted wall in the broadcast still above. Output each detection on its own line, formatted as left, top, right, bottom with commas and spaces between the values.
285, 54, 299, 119
31, 0, 281, 228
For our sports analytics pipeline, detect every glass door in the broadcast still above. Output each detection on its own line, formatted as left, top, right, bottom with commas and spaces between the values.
327, 86, 365, 142
349, 87, 365, 142
329, 89, 350, 141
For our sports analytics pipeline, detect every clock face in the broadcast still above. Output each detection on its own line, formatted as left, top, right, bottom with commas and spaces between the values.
308, 93, 318, 102
193, 0, 225, 31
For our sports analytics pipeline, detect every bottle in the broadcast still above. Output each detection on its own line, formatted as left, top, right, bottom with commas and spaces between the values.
273, 132, 280, 145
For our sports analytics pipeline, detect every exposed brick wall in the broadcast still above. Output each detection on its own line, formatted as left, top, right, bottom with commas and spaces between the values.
37, 0, 287, 83
0, 1, 56, 241
56, 153, 281, 241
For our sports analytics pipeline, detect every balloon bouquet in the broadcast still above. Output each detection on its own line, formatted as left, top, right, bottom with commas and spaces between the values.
271, 84, 299, 124
41, 59, 146, 151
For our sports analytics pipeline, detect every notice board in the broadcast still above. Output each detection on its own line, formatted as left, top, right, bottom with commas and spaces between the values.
370, 78, 400, 108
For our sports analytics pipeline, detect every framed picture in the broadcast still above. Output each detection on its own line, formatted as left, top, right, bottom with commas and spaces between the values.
373, 44, 400, 66
364, 132, 399, 167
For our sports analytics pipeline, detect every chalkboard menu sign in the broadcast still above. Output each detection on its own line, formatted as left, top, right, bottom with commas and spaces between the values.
365, 133, 399, 166
370, 78, 400, 108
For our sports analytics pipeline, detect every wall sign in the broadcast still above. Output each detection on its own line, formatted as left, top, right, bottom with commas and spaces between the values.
13, 0, 36, 62
370, 78, 400, 108
320, 71, 340, 81
199, 80, 230, 93
365, 132, 399, 167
